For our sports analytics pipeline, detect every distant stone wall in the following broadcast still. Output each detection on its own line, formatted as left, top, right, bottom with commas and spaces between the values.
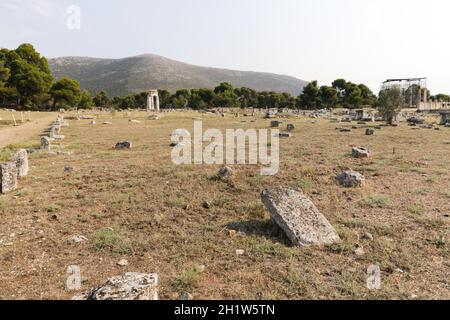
418, 101, 450, 111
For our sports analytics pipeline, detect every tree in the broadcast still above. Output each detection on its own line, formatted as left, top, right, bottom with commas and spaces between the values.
358, 84, 377, 106
345, 84, 364, 109
298, 81, 321, 109
235, 87, 257, 109
4, 44, 53, 108
78, 90, 93, 109
378, 88, 403, 125
214, 82, 234, 95
319, 86, 338, 108
197, 88, 215, 106
158, 90, 171, 108
0, 60, 10, 105
93, 91, 110, 108
118, 95, 137, 109
433, 94, 450, 102
50, 77, 82, 110
188, 90, 208, 110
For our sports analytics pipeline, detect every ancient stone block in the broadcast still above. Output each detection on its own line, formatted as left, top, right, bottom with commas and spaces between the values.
352, 147, 370, 158
0, 162, 18, 194
261, 187, 340, 246
336, 170, 365, 188
76, 273, 158, 300
13, 149, 29, 178
41, 136, 51, 150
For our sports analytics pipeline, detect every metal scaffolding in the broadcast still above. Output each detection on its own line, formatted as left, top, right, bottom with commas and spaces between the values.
380, 78, 428, 108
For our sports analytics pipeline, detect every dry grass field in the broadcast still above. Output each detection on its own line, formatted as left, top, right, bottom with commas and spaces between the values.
0, 111, 449, 300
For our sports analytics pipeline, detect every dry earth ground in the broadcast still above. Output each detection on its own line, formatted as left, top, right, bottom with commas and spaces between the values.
0, 111, 56, 149
0, 111, 449, 300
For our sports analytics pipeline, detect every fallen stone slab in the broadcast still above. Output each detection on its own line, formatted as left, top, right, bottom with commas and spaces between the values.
261, 188, 340, 247
336, 170, 365, 188
0, 162, 18, 194
352, 147, 370, 158
74, 273, 158, 300
276, 132, 292, 138
13, 149, 29, 178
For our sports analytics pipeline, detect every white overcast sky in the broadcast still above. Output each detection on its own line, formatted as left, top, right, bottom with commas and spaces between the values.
1, 0, 449, 94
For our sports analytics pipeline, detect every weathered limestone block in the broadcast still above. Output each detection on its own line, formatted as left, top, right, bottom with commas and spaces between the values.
41, 136, 51, 150
261, 188, 340, 246
0, 162, 18, 194
336, 170, 365, 188
115, 141, 132, 150
75, 273, 158, 300
13, 149, 29, 178
352, 147, 370, 158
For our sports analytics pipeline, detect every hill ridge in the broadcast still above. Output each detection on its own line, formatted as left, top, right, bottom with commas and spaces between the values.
49, 54, 307, 97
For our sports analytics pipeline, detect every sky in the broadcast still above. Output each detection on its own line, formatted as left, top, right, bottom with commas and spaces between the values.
1, 0, 449, 94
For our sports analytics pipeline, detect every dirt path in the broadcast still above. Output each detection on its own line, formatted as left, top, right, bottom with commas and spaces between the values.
0, 114, 57, 148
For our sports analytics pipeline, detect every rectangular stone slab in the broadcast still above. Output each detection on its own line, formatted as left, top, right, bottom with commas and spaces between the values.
261, 188, 340, 246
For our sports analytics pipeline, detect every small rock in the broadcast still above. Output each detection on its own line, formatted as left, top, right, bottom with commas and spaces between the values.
114, 141, 132, 150
64, 166, 74, 173
217, 166, 233, 179
227, 229, 237, 237
362, 232, 374, 241
236, 249, 245, 256
67, 235, 88, 244
193, 264, 205, 273
117, 259, 129, 267
366, 128, 375, 136
276, 132, 292, 138
75, 273, 158, 300
354, 247, 365, 256
202, 201, 211, 209
336, 170, 365, 188
178, 292, 194, 300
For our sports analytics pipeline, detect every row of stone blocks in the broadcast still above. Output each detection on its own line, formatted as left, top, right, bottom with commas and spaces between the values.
0, 149, 29, 194
40, 116, 69, 150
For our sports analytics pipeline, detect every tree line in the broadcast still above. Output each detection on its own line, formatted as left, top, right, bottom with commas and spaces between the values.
6, 43, 448, 112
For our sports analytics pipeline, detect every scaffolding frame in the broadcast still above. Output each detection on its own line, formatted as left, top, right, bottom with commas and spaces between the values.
381, 78, 427, 108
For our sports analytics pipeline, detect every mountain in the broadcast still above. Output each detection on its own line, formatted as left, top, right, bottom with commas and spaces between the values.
48, 54, 307, 97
